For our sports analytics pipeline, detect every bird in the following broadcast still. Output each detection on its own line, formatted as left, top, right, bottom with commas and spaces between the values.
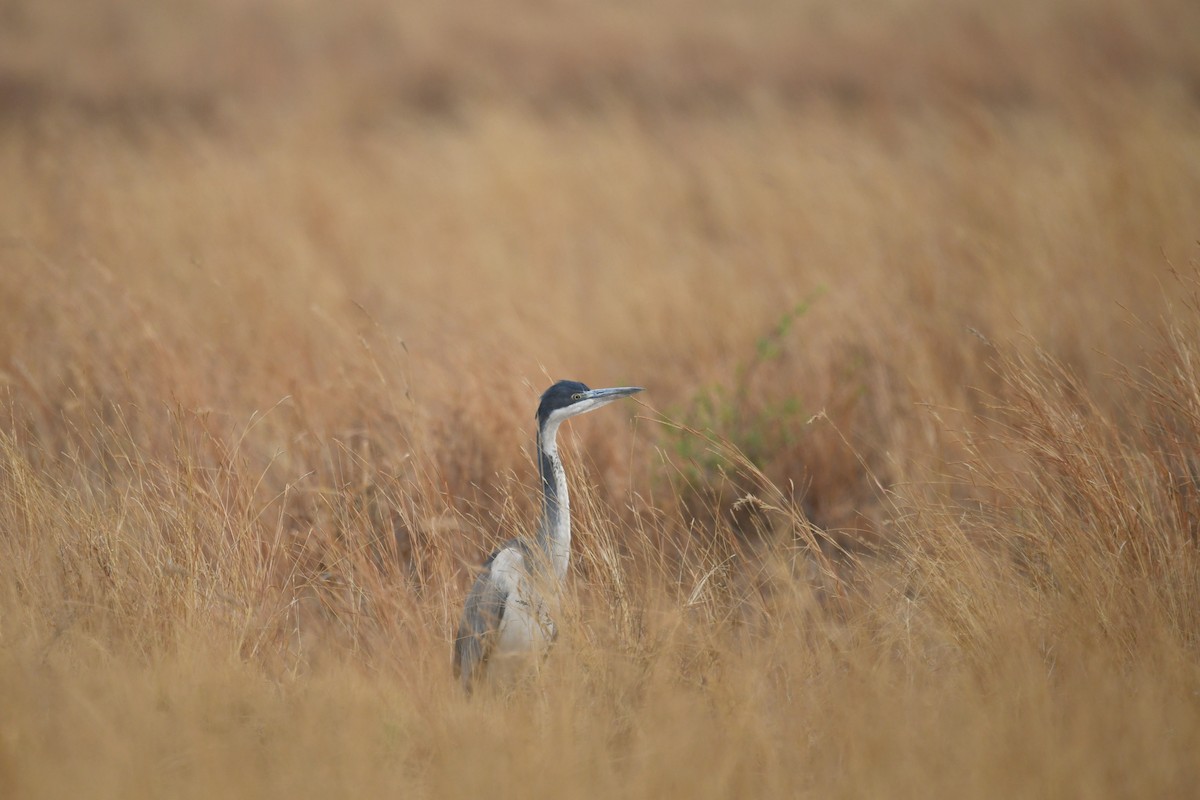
452, 380, 643, 694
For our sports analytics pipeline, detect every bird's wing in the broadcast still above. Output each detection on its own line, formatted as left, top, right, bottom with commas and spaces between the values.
452, 549, 512, 693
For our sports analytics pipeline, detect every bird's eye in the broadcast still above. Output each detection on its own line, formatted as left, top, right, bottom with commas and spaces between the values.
571, 393, 584, 401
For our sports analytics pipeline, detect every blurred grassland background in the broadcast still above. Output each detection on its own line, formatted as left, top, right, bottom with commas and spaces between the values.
2, 0, 1200, 796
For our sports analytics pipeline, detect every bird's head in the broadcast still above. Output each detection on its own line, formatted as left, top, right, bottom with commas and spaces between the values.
536, 380, 643, 429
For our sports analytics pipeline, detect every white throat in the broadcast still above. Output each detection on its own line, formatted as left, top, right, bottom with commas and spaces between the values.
537, 411, 572, 580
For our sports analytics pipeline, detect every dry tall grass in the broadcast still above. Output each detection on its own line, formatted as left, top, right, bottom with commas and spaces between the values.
2, 0, 1200, 796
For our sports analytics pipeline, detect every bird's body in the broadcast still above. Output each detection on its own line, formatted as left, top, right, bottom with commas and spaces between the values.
452, 380, 642, 694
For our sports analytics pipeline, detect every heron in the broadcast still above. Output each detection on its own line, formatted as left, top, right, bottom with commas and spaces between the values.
452, 380, 643, 694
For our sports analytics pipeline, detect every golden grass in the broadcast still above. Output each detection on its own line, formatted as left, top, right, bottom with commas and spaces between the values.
2, 0, 1200, 796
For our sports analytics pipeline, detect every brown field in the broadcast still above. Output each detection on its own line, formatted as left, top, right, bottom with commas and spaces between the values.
2, 0, 1200, 796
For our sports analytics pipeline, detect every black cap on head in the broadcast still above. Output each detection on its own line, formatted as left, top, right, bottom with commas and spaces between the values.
536, 380, 590, 423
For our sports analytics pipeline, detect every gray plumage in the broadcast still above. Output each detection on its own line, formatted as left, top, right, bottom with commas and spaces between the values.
452, 548, 512, 687
452, 381, 643, 694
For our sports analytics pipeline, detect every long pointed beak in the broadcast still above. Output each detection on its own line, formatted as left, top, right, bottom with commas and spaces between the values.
559, 385, 643, 420
584, 386, 644, 402
572, 386, 644, 415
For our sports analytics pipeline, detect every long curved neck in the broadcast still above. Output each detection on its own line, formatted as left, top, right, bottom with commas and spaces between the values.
534, 417, 571, 580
